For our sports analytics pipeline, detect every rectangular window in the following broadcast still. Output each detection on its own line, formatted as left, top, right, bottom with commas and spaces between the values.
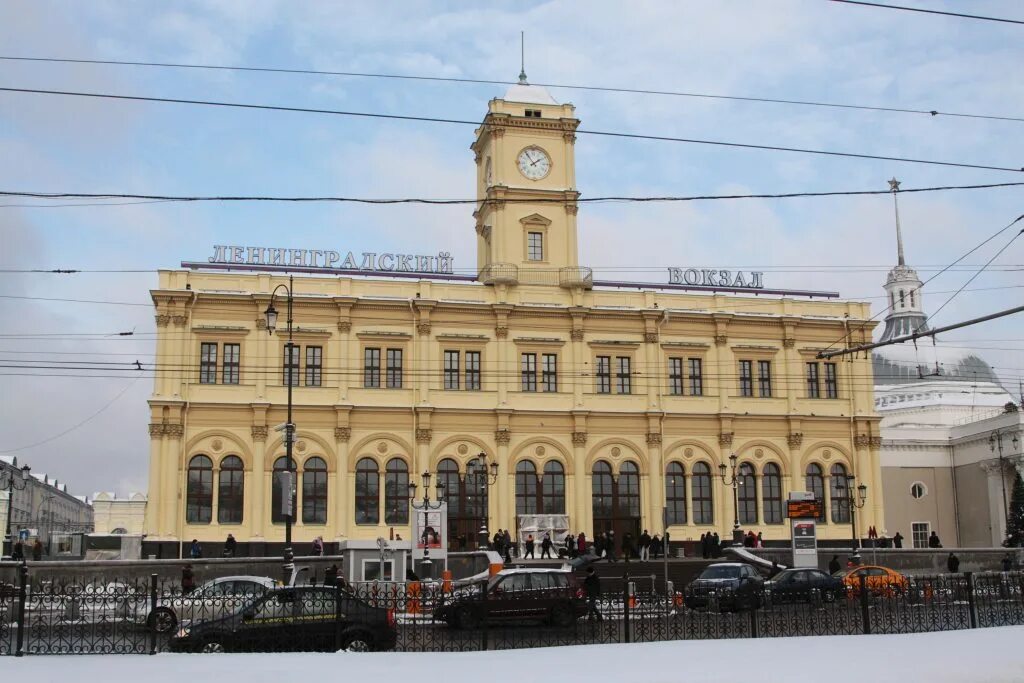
668, 358, 684, 396
758, 360, 772, 398
465, 351, 481, 390
688, 358, 703, 396
222, 343, 240, 385
527, 231, 543, 261
825, 362, 838, 399
305, 346, 322, 387
364, 348, 381, 388
616, 356, 631, 394
386, 348, 403, 389
806, 362, 820, 398
739, 360, 753, 397
521, 353, 537, 392
911, 522, 931, 549
283, 344, 299, 386
542, 353, 558, 392
596, 356, 611, 394
444, 350, 460, 390
200, 342, 217, 384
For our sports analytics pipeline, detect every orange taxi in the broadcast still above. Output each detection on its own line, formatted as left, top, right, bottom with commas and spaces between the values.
835, 565, 909, 597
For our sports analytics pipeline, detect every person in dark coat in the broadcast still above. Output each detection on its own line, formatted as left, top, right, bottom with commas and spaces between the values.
524, 534, 535, 559
893, 532, 904, 549
928, 531, 942, 548
493, 531, 503, 553
11, 540, 25, 561
1001, 554, 1013, 572
181, 564, 195, 593
699, 533, 708, 559
947, 552, 960, 573
324, 564, 339, 586
503, 529, 513, 559
622, 532, 634, 562
607, 531, 617, 562
583, 567, 603, 621
189, 539, 202, 558
650, 534, 662, 560
32, 539, 43, 561
828, 555, 841, 574
639, 530, 652, 561
711, 532, 721, 558
540, 533, 553, 559
577, 532, 587, 557
223, 533, 237, 558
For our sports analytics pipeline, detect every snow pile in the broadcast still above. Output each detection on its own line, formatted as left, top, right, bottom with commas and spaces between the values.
5, 627, 1024, 683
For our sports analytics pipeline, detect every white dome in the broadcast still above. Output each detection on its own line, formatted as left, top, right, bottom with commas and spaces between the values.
502, 83, 558, 105
873, 342, 1004, 387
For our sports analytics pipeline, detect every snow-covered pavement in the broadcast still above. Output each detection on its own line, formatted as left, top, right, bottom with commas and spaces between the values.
7, 626, 1024, 683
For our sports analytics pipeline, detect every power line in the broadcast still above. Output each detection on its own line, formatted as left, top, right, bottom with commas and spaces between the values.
2, 87, 1022, 174
829, 0, 1024, 25
2, 181, 1024, 207
2, 54, 1021, 123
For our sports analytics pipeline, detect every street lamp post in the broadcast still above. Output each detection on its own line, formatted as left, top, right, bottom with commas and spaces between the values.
265, 275, 296, 584
468, 452, 499, 549
718, 453, 743, 546
1, 464, 31, 559
408, 471, 446, 580
990, 430, 1020, 542
838, 475, 868, 561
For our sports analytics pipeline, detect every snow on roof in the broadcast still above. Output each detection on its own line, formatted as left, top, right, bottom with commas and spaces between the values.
501, 82, 559, 105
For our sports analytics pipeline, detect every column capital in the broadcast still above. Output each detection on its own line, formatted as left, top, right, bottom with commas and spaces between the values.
251, 425, 268, 442
572, 431, 588, 446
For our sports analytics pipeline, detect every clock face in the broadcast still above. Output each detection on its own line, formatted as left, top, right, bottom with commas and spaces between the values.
517, 147, 551, 180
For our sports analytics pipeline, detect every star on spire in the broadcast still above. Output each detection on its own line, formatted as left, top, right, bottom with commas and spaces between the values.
888, 177, 901, 192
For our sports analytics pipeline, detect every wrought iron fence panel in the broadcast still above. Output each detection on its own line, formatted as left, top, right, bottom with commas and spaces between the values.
0, 585, 13, 655
974, 572, 1024, 628
756, 589, 862, 637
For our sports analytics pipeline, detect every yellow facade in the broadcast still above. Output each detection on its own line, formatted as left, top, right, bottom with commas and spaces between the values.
145, 83, 882, 550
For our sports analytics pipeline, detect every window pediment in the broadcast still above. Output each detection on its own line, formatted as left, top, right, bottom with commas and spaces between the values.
519, 213, 552, 227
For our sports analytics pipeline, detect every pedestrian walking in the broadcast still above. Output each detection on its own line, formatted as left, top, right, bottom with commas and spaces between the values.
639, 530, 651, 561
11, 540, 25, 561
503, 529, 513, 558
607, 531, 617, 562
223, 533, 237, 558
893, 532, 904, 549
828, 555, 841, 574
181, 564, 195, 594
189, 539, 202, 559
584, 567, 603, 622
312, 535, 324, 556
541, 532, 553, 559
324, 564, 339, 586
756, 532, 764, 548
699, 532, 708, 559
1001, 553, 1013, 572
564, 533, 575, 558
947, 552, 960, 573
32, 539, 43, 561
577, 531, 587, 557
650, 533, 662, 560
525, 534, 535, 559
711, 532, 721, 558
622, 531, 633, 563
928, 531, 942, 548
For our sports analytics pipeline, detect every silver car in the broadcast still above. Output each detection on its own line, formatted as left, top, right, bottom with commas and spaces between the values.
135, 575, 278, 633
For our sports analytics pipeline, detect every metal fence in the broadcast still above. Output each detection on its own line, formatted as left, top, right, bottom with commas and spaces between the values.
2, 566, 1023, 655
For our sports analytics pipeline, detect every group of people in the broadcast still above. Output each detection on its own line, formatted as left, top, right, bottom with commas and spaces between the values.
590, 529, 666, 562
698, 532, 723, 559
8, 539, 45, 561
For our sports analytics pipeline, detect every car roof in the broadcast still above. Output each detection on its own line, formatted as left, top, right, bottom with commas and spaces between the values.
706, 563, 745, 568
496, 568, 571, 575
205, 576, 277, 585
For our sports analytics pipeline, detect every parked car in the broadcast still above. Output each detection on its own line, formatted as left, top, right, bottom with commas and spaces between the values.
835, 565, 908, 597
434, 568, 585, 628
765, 568, 846, 604
168, 585, 396, 653
684, 563, 764, 611
132, 575, 278, 634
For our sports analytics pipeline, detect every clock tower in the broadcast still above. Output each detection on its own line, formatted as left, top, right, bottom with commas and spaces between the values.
471, 75, 589, 289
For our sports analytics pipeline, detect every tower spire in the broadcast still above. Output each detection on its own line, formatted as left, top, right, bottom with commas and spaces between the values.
518, 31, 528, 84
888, 177, 905, 266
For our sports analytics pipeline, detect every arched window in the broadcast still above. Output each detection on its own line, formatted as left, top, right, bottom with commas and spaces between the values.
805, 463, 826, 523
762, 463, 783, 524
691, 462, 713, 525
302, 457, 328, 525
384, 458, 409, 524
591, 461, 614, 529
619, 462, 640, 518
217, 455, 244, 524
909, 289, 916, 307
738, 462, 758, 525
898, 289, 905, 308
437, 459, 462, 516
666, 462, 687, 525
272, 457, 296, 524
542, 461, 566, 514
354, 458, 379, 525
515, 461, 538, 515
830, 463, 851, 524
186, 455, 213, 524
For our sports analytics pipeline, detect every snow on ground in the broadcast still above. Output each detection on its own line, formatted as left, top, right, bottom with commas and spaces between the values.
8, 627, 1024, 683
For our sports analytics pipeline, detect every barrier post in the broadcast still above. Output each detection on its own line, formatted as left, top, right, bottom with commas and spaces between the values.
149, 573, 158, 655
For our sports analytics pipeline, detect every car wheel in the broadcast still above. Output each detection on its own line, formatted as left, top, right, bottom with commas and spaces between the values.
455, 605, 480, 630
342, 632, 373, 652
200, 639, 226, 654
148, 607, 177, 634
549, 604, 574, 628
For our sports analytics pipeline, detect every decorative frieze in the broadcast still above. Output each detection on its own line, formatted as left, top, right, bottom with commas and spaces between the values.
415, 428, 433, 444
251, 425, 268, 442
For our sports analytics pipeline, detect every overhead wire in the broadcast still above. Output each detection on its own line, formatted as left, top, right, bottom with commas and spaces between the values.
2, 87, 1022, 173
2, 54, 1021, 123
828, 0, 1024, 25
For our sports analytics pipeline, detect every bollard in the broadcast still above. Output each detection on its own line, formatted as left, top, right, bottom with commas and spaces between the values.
479, 580, 489, 651
334, 583, 344, 651
623, 576, 632, 643
149, 573, 158, 654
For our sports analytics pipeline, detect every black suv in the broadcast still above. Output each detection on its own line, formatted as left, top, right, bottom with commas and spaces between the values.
169, 586, 397, 653
684, 563, 764, 611
434, 569, 586, 628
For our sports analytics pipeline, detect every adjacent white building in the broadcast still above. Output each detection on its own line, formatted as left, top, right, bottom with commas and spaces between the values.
1, 455, 94, 555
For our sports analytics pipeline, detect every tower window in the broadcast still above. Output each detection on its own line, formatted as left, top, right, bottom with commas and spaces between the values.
899, 289, 905, 308
910, 289, 916, 307
525, 109, 542, 118
527, 232, 544, 261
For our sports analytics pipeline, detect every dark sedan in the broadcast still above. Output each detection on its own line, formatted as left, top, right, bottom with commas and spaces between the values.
765, 568, 846, 604
434, 569, 586, 628
169, 586, 397, 653
684, 563, 764, 611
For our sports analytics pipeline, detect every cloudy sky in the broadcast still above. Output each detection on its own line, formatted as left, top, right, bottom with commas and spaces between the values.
1, 1, 1022, 499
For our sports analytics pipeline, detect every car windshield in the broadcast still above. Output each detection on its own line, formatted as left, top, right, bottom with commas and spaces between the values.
700, 566, 741, 579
